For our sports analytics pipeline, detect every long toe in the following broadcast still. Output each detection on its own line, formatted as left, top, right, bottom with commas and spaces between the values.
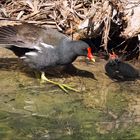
58, 84, 69, 93
41, 72, 79, 93
50, 83, 80, 93
61, 84, 80, 92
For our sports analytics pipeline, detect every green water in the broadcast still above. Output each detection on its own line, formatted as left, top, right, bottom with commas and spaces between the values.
0, 54, 140, 140
0, 85, 140, 140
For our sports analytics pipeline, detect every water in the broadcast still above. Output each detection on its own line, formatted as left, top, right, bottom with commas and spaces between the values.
0, 48, 140, 140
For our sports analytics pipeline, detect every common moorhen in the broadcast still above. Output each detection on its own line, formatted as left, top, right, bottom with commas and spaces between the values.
0, 23, 95, 92
105, 52, 140, 81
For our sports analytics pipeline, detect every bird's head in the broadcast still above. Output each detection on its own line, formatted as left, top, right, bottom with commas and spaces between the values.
74, 40, 95, 62
109, 51, 118, 60
108, 51, 120, 64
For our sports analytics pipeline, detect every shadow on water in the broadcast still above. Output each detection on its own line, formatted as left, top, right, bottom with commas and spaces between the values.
0, 55, 140, 140
0, 58, 96, 80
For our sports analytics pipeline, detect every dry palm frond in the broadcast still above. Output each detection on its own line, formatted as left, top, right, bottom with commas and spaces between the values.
0, 0, 140, 57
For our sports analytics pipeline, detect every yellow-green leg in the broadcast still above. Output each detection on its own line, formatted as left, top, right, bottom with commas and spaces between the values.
41, 72, 79, 93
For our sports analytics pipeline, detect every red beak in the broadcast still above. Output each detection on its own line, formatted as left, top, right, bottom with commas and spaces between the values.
109, 52, 118, 59
87, 47, 95, 62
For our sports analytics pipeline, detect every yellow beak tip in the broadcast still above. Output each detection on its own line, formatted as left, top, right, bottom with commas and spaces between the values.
91, 58, 95, 62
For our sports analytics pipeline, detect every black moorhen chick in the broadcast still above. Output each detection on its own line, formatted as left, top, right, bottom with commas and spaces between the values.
105, 52, 140, 81
0, 23, 95, 93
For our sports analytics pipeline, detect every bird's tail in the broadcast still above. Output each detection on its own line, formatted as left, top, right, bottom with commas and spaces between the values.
0, 25, 17, 46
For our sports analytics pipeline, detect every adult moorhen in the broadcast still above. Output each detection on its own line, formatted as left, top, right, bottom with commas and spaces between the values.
0, 23, 95, 93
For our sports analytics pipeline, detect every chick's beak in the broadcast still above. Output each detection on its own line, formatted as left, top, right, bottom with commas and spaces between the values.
87, 47, 95, 62
109, 52, 118, 60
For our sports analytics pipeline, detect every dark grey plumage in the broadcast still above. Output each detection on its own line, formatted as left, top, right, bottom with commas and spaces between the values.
0, 23, 93, 71
105, 59, 140, 81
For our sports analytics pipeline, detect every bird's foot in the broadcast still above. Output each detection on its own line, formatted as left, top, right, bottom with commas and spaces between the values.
41, 72, 79, 93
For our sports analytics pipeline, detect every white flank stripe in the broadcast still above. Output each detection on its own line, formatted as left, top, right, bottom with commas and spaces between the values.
138, 34, 140, 41
34, 45, 41, 51
25, 52, 38, 56
20, 56, 26, 59
40, 42, 54, 49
